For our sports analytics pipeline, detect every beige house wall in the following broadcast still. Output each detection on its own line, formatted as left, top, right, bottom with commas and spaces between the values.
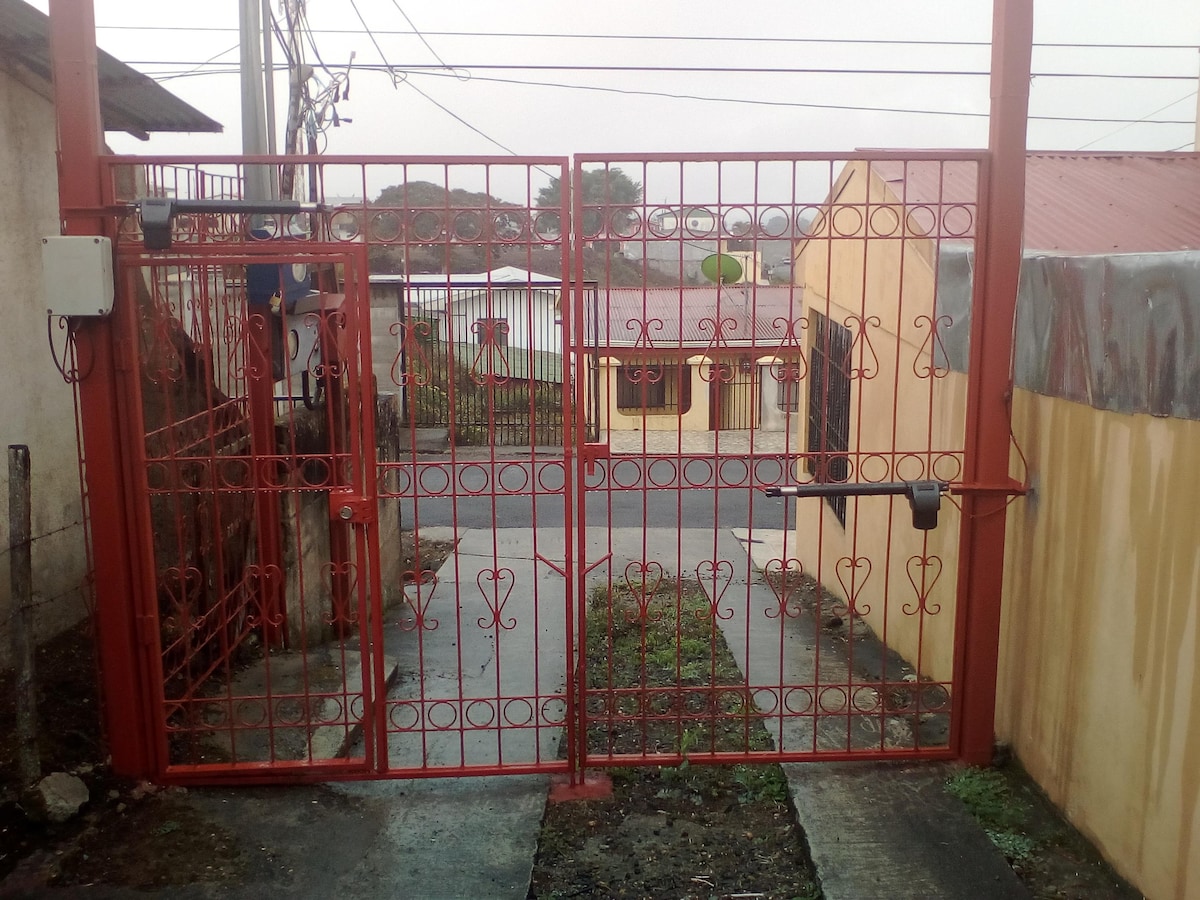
795, 160, 965, 683
998, 390, 1200, 900
0, 72, 90, 666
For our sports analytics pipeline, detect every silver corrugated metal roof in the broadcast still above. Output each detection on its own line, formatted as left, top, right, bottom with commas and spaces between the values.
0, 0, 221, 137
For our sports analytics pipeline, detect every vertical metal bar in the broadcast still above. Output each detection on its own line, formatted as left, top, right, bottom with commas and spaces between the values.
48, 0, 156, 778
567, 158, 586, 779
953, 0, 1032, 764
7, 446, 40, 787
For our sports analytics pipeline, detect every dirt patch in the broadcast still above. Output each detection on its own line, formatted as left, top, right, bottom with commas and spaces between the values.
946, 761, 1141, 900
531, 765, 819, 900
530, 578, 820, 899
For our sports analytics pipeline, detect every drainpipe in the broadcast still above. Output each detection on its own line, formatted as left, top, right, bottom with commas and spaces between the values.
953, 0, 1033, 765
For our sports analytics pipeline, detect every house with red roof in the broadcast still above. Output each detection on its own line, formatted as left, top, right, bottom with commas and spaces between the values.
593, 285, 807, 436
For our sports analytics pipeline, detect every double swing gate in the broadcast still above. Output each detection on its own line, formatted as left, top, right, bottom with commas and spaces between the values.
90, 151, 1011, 783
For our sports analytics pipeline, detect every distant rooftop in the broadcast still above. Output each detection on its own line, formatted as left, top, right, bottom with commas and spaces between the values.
597, 286, 804, 348
371, 266, 562, 286
0, 0, 221, 138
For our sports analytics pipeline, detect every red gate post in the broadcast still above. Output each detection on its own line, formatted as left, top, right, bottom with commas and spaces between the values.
48, 0, 158, 777
953, 0, 1033, 765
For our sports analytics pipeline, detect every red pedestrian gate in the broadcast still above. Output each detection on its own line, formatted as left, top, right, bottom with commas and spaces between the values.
81, 152, 1020, 783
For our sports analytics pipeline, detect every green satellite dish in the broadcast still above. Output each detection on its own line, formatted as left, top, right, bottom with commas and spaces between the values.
700, 253, 744, 284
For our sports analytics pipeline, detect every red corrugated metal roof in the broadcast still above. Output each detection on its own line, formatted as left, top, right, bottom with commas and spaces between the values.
597, 286, 804, 349
872, 153, 1200, 254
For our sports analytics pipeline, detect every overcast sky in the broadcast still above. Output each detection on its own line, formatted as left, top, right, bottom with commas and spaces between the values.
27, 1, 1200, 201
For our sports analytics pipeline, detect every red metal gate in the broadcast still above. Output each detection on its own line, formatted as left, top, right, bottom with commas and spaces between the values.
86, 150, 1018, 783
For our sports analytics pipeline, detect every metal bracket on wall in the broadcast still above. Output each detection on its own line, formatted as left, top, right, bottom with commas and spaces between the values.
763, 480, 949, 531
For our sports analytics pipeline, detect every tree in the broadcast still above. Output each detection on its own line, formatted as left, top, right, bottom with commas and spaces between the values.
536, 167, 642, 212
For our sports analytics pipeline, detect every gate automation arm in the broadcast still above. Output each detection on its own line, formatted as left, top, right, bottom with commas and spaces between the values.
137, 198, 325, 251
763, 480, 948, 531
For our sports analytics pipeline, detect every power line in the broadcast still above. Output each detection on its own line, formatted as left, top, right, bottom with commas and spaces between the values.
347, 0, 404, 84
388, 1, 454, 72
139, 63, 1197, 126
1076, 90, 1199, 150
91, 25, 1200, 52
112, 60, 1200, 81
1172, 140, 1197, 150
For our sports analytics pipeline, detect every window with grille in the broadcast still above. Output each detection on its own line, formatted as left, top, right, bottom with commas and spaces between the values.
616, 364, 666, 409
806, 312, 852, 525
776, 363, 802, 412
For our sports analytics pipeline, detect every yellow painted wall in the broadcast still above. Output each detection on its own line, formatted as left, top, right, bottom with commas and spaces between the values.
795, 160, 965, 684
998, 390, 1200, 900
799, 158, 1200, 899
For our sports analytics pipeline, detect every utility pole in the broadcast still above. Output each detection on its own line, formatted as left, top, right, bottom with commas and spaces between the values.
239, 0, 274, 199
262, 0, 277, 156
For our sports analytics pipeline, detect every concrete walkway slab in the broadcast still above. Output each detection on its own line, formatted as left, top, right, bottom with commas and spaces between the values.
786, 761, 1031, 900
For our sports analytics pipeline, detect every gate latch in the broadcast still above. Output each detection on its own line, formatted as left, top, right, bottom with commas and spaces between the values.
763, 480, 948, 531
330, 490, 374, 524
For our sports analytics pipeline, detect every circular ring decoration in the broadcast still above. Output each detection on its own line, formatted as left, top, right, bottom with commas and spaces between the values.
783, 687, 815, 715
532, 211, 562, 243
859, 453, 892, 484
465, 699, 497, 728
869, 204, 902, 238
757, 206, 791, 238
417, 464, 452, 496
369, 210, 403, 242
646, 458, 681, 489
932, 452, 963, 483
942, 204, 975, 238
330, 209, 360, 241
502, 698, 535, 727
832, 204, 865, 237
895, 453, 928, 482
388, 701, 420, 731
410, 210, 443, 242
906, 205, 937, 238
427, 700, 458, 730
497, 462, 532, 494
452, 211, 484, 241
751, 456, 785, 487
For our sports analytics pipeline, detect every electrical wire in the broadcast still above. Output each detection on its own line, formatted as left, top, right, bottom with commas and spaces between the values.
1075, 90, 1199, 149
112, 60, 1200, 81
137, 62, 1197, 128
90, 25, 1200, 52
388, 1, 454, 72
347, 0, 404, 85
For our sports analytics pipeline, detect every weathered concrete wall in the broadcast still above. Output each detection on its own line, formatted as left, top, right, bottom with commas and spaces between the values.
997, 390, 1200, 900
281, 393, 404, 646
0, 72, 90, 666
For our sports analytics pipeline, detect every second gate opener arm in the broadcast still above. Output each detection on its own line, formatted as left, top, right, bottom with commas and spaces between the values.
763, 480, 948, 531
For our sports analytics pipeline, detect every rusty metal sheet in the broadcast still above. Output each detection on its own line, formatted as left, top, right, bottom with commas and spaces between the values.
936, 248, 1200, 420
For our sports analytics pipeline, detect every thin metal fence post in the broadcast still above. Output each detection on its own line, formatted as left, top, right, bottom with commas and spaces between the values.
8, 445, 41, 788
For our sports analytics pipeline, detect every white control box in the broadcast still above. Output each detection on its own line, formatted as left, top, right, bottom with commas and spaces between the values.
41, 235, 115, 317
